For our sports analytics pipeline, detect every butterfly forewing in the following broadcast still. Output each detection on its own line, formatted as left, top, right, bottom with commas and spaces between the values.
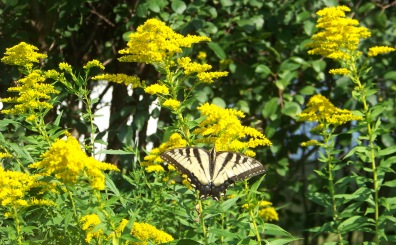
213, 151, 266, 185
160, 148, 212, 186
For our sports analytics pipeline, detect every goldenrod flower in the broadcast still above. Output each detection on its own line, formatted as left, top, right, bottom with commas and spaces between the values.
144, 84, 169, 95
0, 152, 12, 159
145, 165, 165, 173
119, 18, 210, 65
141, 133, 187, 171
1, 42, 47, 68
197, 51, 207, 60
83, 59, 105, 70
80, 214, 104, 243
301, 140, 321, 147
197, 71, 229, 83
131, 222, 174, 244
297, 94, 363, 126
194, 103, 272, 156
329, 68, 350, 75
162, 99, 181, 110
368, 46, 396, 57
307, 6, 371, 61
0, 167, 55, 208
93, 73, 141, 88
29, 136, 119, 190
259, 207, 279, 222
177, 57, 212, 75
1, 70, 59, 121
59, 62, 73, 74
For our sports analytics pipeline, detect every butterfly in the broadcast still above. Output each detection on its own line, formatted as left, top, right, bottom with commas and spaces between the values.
160, 147, 266, 200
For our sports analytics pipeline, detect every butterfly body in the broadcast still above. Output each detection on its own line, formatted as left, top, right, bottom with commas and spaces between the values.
160, 147, 266, 200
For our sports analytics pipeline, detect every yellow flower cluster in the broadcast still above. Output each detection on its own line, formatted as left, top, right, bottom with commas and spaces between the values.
29, 136, 119, 190
177, 57, 212, 75
1, 70, 60, 121
197, 51, 207, 60
301, 139, 321, 147
329, 68, 350, 75
297, 94, 363, 127
242, 200, 279, 222
141, 133, 187, 172
93, 73, 142, 88
162, 99, 181, 110
59, 62, 73, 73
119, 18, 210, 64
368, 46, 396, 57
83, 59, 105, 70
80, 214, 103, 243
307, 6, 371, 60
0, 152, 12, 159
131, 222, 174, 245
1, 42, 47, 68
197, 71, 229, 83
194, 103, 272, 157
144, 84, 170, 95
0, 167, 55, 208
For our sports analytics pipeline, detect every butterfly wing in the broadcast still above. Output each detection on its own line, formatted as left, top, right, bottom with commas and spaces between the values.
211, 151, 266, 198
160, 147, 213, 198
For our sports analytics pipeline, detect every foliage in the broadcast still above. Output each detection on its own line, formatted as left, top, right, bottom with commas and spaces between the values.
1, 0, 396, 244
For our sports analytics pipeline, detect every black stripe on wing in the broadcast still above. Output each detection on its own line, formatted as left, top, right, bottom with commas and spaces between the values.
212, 151, 266, 195
160, 147, 213, 198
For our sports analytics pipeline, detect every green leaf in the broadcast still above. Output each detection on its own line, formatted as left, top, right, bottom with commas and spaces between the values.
209, 228, 240, 239
263, 223, 294, 237
208, 42, 226, 60
338, 216, 371, 232
262, 97, 279, 120
219, 196, 239, 211
212, 97, 226, 107
281, 101, 301, 118
106, 175, 120, 196
173, 239, 201, 245
171, 0, 186, 14
268, 237, 303, 245
136, 4, 148, 17
236, 100, 250, 114
383, 180, 396, 187
378, 145, 396, 157
300, 85, 316, 95
97, 149, 135, 155
147, 0, 161, 13
384, 71, 396, 81
255, 64, 271, 77
220, 0, 233, 7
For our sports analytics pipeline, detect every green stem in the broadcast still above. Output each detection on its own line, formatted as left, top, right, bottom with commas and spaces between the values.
82, 90, 96, 156
324, 132, 343, 244
34, 115, 51, 145
244, 180, 262, 244
198, 199, 208, 244
355, 78, 379, 244
12, 206, 23, 245
66, 186, 78, 219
